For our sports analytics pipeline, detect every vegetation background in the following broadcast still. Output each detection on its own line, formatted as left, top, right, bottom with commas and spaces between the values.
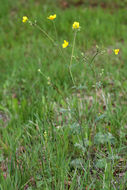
0, 0, 127, 189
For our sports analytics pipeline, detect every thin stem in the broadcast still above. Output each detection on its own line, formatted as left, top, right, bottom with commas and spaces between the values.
39, 70, 68, 105
79, 123, 85, 148
35, 24, 55, 44
52, 21, 58, 40
89, 51, 100, 143
38, 70, 49, 80
69, 30, 77, 86
89, 51, 99, 79
52, 21, 67, 64
90, 51, 99, 64
74, 110, 85, 148
88, 51, 100, 106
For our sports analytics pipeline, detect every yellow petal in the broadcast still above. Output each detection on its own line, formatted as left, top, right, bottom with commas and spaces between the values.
22, 16, 28, 23
72, 21, 80, 29
47, 14, 56, 20
62, 40, 69, 48
62, 44, 66, 48
114, 49, 119, 55
53, 14, 56, 19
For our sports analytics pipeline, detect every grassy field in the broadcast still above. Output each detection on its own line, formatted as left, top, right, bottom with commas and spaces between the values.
0, 0, 127, 189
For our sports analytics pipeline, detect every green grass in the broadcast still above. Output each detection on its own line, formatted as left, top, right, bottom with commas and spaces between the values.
0, 0, 127, 189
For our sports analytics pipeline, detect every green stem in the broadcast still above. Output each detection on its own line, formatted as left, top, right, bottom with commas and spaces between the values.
89, 51, 99, 79
39, 70, 68, 105
35, 24, 55, 44
52, 21, 67, 64
69, 31, 77, 86
90, 51, 99, 64
74, 110, 85, 148
89, 51, 100, 143
52, 21, 58, 41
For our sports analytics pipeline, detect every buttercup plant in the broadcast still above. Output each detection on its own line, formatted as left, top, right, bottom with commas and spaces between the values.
22, 15, 119, 88
22, 14, 120, 150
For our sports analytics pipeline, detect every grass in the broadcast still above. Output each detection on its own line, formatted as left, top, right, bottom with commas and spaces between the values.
0, 0, 127, 189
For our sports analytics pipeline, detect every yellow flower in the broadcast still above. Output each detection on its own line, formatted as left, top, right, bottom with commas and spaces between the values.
47, 14, 56, 20
72, 21, 80, 29
114, 49, 119, 55
22, 16, 28, 23
62, 40, 69, 48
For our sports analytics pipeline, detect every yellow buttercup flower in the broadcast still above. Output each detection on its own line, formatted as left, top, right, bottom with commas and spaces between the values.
62, 40, 69, 48
47, 14, 56, 20
22, 16, 28, 23
114, 49, 119, 55
72, 22, 80, 29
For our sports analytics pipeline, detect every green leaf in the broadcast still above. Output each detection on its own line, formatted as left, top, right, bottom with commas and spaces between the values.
70, 123, 81, 135
70, 158, 84, 169
74, 142, 86, 153
95, 114, 106, 123
36, 181, 43, 188
96, 158, 107, 169
94, 132, 115, 145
